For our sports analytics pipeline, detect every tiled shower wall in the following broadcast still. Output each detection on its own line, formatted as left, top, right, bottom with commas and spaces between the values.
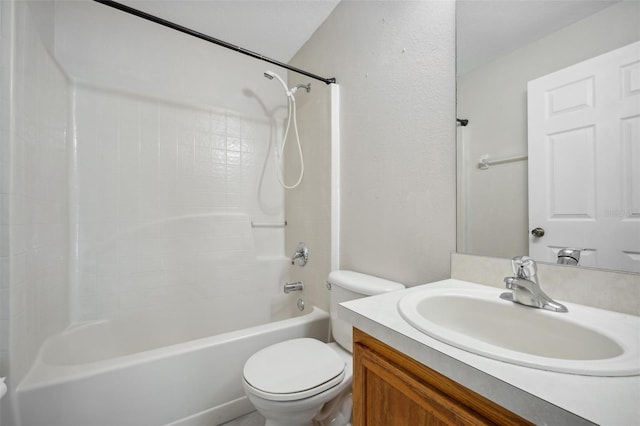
72, 85, 287, 321
52, 0, 291, 323
1, 2, 71, 421
0, 0, 10, 384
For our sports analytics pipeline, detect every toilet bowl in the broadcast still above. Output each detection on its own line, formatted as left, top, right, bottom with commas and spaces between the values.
243, 340, 352, 426
242, 271, 405, 426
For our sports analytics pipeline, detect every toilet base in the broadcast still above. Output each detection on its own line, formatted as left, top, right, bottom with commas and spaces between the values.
264, 420, 313, 426
244, 380, 352, 426
314, 389, 352, 426
243, 342, 353, 426
250, 389, 352, 426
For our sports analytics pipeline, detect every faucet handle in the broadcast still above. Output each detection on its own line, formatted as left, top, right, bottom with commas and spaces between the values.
291, 242, 309, 266
511, 256, 537, 279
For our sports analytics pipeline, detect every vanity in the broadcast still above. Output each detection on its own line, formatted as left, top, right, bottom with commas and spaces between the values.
339, 274, 640, 425
352, 328, 531, 425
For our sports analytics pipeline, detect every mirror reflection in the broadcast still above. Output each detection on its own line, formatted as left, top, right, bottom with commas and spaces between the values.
456, 0, 640, 273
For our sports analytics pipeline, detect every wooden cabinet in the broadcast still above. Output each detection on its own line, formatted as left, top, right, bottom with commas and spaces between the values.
353, 328, 533, 426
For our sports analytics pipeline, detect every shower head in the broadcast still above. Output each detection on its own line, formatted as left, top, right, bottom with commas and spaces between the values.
264, 70, 290, 96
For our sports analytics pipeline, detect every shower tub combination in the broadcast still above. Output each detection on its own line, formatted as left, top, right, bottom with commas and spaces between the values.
17, 301, 329, 426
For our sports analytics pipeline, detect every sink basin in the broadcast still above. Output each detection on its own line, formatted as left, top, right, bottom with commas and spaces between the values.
397, 287, 640, 376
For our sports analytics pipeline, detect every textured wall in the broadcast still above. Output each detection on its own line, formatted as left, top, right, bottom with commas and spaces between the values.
290, 1, 457, 288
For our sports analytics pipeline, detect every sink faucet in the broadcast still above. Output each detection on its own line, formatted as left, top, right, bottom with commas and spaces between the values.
500, 256, 568, 313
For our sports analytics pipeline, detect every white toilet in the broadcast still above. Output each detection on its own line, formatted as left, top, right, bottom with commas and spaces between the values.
242, 270, 405, 426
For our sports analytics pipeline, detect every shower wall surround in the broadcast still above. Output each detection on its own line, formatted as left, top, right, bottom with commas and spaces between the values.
72, 85, 286, 321
1, 3, 71, 423
0, 0, 9, 387
1, 2, 292, 423
281, 73, 334, 312
53, 0, 290, 321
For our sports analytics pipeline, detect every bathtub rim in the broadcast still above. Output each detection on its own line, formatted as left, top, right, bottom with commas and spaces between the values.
17, 305, 329, 392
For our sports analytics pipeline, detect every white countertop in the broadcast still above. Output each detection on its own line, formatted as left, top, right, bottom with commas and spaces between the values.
338, 279, 640, 426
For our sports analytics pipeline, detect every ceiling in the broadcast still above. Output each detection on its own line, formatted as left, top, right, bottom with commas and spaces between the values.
118, 0, 341, 62
456, 0, 620, 75
116, 1, 619, 76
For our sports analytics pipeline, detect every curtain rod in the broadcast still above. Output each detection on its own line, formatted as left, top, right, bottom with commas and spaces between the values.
92, 0, 337, 85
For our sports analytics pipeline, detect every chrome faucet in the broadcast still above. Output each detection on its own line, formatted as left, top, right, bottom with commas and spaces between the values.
500, 256, 568, 313
557, 248, 581, 266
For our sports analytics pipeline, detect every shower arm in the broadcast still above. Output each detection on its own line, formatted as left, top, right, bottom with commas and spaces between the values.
292, 84, 311, 94
264, 72, 311, 97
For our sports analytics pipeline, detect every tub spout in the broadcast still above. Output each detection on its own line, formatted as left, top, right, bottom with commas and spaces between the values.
284, 281, 304, 294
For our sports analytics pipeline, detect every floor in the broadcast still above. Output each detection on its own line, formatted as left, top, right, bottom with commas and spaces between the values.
221, 411, 265, 426
220, 409, 352, 426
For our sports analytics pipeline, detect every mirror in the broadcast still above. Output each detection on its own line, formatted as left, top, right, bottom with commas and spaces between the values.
456, 0, 640, 273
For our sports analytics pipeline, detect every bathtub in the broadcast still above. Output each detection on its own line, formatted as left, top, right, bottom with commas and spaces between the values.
16, 302, 330, 426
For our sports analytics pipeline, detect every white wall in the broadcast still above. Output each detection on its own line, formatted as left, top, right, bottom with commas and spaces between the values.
458, 1, 640, 258
0, 2, 71, 424
291, 1, 457, 287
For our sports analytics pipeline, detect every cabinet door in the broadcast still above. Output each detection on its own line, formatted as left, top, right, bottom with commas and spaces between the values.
353, 329, 532, 426
354, 342, 491, 425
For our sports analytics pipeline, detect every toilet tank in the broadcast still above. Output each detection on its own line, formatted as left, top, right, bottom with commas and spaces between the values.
328, 271, 405, 352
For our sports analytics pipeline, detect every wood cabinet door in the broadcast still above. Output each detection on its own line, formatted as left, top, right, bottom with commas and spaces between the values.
354, 341, 491, 426
352, 329, 533, 426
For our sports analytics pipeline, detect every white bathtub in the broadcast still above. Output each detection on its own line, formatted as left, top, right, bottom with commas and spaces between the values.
16, 303, 330, 426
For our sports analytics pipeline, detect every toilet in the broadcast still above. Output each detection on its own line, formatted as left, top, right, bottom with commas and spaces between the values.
242, 270, 405, 426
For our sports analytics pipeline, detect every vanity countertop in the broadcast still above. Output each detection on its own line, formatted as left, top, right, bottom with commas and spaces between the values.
338, 279, 640, 426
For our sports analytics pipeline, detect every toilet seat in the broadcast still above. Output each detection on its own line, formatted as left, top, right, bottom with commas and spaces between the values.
243, 338, 346, 402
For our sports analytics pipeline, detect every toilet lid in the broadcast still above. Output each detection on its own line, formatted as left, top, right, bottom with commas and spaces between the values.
243, 338, 346, 401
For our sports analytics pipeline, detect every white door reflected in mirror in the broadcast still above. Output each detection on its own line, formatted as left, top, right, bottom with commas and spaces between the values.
527, 41, 640, 273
